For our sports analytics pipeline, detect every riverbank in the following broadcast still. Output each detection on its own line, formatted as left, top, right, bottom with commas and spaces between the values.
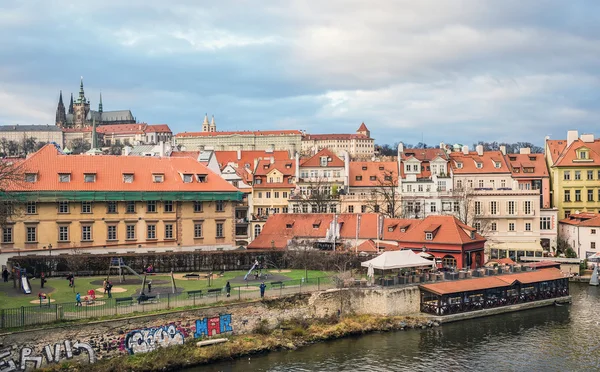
40, 314, 434, 372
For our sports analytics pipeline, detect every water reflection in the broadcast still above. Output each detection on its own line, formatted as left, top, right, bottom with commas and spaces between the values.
191, 284, 600, 372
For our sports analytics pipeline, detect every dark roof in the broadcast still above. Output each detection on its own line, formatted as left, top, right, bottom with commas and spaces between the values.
0, 125, 62, 132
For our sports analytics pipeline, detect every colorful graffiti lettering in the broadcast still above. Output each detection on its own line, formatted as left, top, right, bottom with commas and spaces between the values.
0, 341, 95, 371
122, 324, 186, 355
194, 314, 233, 338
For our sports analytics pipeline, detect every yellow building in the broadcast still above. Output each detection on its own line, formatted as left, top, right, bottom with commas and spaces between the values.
546, 131, 600, 219
0, 145, 243, 254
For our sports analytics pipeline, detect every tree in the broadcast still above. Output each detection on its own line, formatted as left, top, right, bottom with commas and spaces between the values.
450, 186, 492, 237
556, 237, 577, 258
7, 140, 19, 156
0, 158, 25, 227
109, 144, 123, 155
21, 136, 37, 155
35, 141, 48, 151
376, 143, 397, 157
293, 178, 340, 213
70, 138, 91, 154
364, 170, 402, 218
0, 138, 7, 156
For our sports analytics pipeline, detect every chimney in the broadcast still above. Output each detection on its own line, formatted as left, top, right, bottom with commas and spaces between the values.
439, 142, 445, 150
567, 130, 579, 147
270, 156, 275, 164
500, 145, 506, 155
462, 145, 469, 155
254, 158, 259, 172
124, 146, 131, 156
397, 142, 404, 156
519, 147, 531, 155
159, 141, 165, 157
237, 149, 242, 160
476, 145, 484, 156
580, 134, 595, 143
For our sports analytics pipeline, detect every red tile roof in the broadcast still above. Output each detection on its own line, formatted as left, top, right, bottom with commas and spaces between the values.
449, 151, 510, 174
170, 151, 200, 159
485, 258, 516, 266
214, 150, 290, 170
253, 159, 296, 189
96, 124, 147, 134
356, 239, 400, 252
145, 124, 172, 133
399, 215, 485, 245
175, 130, 302, 138
505, 153, 549, 178
420, 268, 566, 295
545, 139, 568, 164
15, 145, 238, 192
553, 138, 600, 167
349, 161, 398, 187
559, 213, 600, 227
357, 122, 369, 132
300, 148, 345, 167
303, 133, 370, 140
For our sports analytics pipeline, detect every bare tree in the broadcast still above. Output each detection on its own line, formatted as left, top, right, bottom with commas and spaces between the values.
292, 177, 340, 213
364, 170, 402, 218
21, 136, 37, 155
0, 158, 26, 227
70, 138, 91, 154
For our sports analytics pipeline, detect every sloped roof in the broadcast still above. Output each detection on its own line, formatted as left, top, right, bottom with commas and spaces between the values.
553, 139, 600, 167
0, 125, 62, 132
99, 110, 135, 122
505, 153, 549, 178
214, 150, 290, 170
349, 161, 398, 187
399, 215, 486, 245
176, 130, 302, 138
559, 213, 600, 227
357, 239, 400, 253
300, 148, 345, 167
145, 124, 172, 133
96, 123, 146, 134
449, 151, 510, 174
170, 151, 200, 159
303, 133, 370, 140
14, 145, 238, 192
546, 139, 568, 164
357, 122, 369, 132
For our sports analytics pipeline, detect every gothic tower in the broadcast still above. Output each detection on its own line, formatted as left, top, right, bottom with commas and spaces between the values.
55, 91, 67, 127
202, 113, 210, 132
210, 115, 217, 132
72, 77, 90, 128
98, 93, 103, 113
68, 93, 74, 114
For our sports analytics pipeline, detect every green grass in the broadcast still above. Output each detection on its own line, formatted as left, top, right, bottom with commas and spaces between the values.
0, 269, 331, 309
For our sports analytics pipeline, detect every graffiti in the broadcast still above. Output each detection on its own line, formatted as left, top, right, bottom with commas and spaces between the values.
194, 314, 233, 338
123, 324, 186, 355
0, 341, 94, 371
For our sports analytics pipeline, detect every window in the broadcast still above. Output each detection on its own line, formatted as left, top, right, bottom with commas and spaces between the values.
164, 200, 174, 212
194, 223, 203, 238
253, 224, 261, 238
302, 204, 308, 213
2, 227, 12, 243
165, 224, 174, 239
107, 225, 117, 241
266, 192, 271, 198
540, 217, 551, 230
58, 201, 69, 214
126, 201, 136, 213
563, 171, 570, 180
283, 207, 288, 213
126, 225, 136, 240
374, 205, 380, 213
425, 232, 433, 240
592, 242, 596, 249
81, 201, 92, 214
330, 204, 337, 213
591, 229, 596, 235
123, 174, 134, 183
258, 192, 263, 198
274, 192, 280, 198
524, 222, 531, 231
361, 205, 367, 213
147, 201, 157, 212
59, 173, 71, 183
197, 174, 207, 182
26, 226, 37, 242
494, 161, 501, 168
508, 201, 515, 215
283, 191, 288, 198
320, 157, 328, 167
456, 180, 463, 189
216, 200, 224, 212
468, 180, 473, 188
216, 222, 224, 238
81, 225, 92, 241
565, 210, 571, 218
588, 189, 594, 202
25, 173, 37, 183
26, 201, 37, 214
501, 179, 506, 188
348, 205, 354, 213
476, 162, 482, 169
58, 225, 69, 241
84, 174, 96, 183
588, 170, 594, 180
474, 222, 481, 231
490, 201, 497, 215
491, 222, 497, 231
147, 224, 156, 239
575, 171, 581, 180
194, 201, 203, 213
575, 190, 581, 202
107, 201, 117, 213
478, 180, 484, 188
474, 201, 482, 215
579, 151, 588, 159
183, 174, 193, 183
564, 190, 571, 202
153, 174, 164, 183
508, 222, 515, 231
524, 201, 532, 215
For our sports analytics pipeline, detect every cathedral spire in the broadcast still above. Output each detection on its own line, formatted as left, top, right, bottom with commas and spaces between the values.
210, 115, 216, 132
55, 90, 67, 127
203, 113, 209, 125
68, 93, 74, 114
78, 76, 86, 102
92, 116, 98, 149
98, 92, 103, 113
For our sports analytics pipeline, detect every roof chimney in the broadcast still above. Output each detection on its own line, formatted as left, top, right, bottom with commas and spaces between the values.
159, 141, 165, 157
476, 145, 484, 156
519, 147, 531, 155
270, 156, 275, 164
462, 145, 469, 155
254, 158, 259, 172
237, 149, 242, 160
500, 145, 506, 155
580, 134, 595, 143
567, 130, 579, 147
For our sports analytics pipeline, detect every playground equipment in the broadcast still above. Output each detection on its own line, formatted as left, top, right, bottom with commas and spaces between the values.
244, 260, 260, 280
16, 268, 31, 294
107, 258, 142, 283
243, 259, 271, 281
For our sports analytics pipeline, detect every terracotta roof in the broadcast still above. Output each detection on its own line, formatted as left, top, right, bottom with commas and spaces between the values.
559, 213, 600, 227
485, 258, 516, 266
349, 161, 398, 187
253, 159, 296, 189
303, 133, 370, 140
357, 122, 369, 132
399, 215, 485, 245
522, 261, 561, 269
300, 148, 345, 167
449, 151, 510, 174
175, 130, 302, 138
145, 124, 172, 133
420, 268, 566, 295
14, 145, 238, 192
214, 150, 290, 170
505, 153, 549, 178
401, 148, 447, 162
96, 124, 147, 135
545, 140, 568, 164
356, 239, 400, 252
170, 151, 200, 159
553, 138, 600, 167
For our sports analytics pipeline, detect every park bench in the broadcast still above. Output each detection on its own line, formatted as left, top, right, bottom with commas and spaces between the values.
137, 295, 158, 304
115, 297, 133, 306
207, 288, 222, 296
187, 290, 203, 299
183, 273, 201, 280
77, 270, 94, 276
270, 281, 284, 289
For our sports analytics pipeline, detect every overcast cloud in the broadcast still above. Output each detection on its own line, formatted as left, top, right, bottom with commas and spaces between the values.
1, 0, 599, 146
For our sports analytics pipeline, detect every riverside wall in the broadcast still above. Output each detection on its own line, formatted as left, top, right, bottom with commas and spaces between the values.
0, 286, 421, 371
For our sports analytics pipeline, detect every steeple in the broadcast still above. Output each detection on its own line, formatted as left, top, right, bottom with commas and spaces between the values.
98, 92, 103, 113
86, 116, 103, 155
55, 90, 67, 127
68, 93, 74, 114
78, 76, 86, 103
202, 113, 210, 132
210, 115, 217, 132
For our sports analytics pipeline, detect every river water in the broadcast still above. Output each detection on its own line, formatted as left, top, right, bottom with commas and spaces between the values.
191, 283, 600, 372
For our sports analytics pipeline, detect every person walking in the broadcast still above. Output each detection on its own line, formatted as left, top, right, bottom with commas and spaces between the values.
106, 281, 113, 298
225, 281, 231, 297
259, 282, 266, 298
2, 268, 8, 282
147, 280, 152, 293
40, 272, 46, 289
75, 292, 82, 307
103, 279, 107, 294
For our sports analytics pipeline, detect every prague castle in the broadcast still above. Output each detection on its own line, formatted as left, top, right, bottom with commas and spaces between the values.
55, 78, 136, 129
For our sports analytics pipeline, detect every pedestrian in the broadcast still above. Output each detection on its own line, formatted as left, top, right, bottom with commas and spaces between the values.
2, 267, 8, 282
40, 272, 46, 289
259, 282, 266, 298
106, 281, 113, 298
75, 292, 82, 307
70, 276, 74, 288
66, 273, 73, 287
225, 281, 231, 297
148, 280, 152, 293
103, 279, 107, 294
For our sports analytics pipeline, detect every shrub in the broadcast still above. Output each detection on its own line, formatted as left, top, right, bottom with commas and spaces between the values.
254, 319, 271, 335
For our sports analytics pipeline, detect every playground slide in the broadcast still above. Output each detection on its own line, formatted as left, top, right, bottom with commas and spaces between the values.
21, 276, 31, 294
244, 260, 259, 280
121, 264, 142, 279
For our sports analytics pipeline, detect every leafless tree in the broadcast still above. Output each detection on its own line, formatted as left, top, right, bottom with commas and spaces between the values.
364, 170, 402, 218
292, 177, 340, 213
0, 158, 26, 227
450, 186, 494, 243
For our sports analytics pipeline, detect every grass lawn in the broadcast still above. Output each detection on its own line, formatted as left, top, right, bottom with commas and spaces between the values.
0, 269, 331, 309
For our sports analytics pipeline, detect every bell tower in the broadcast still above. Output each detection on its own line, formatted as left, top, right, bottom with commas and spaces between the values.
73, 77, 91, 128
55, 91, 67, 127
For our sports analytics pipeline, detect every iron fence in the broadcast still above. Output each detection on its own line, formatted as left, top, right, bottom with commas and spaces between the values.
0, 276, 334, 329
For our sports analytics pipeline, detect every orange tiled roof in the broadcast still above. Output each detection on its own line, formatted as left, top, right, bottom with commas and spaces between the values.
303, 133, 370, 140
545, 139, 568, 164
485, 258, 516, 266
357, 122, 369, 132
145, 124, 172, 133
399, 215, 485, 245
505, 153, 549, 178
399, 148, 449, 179
253, 159, 296, 189
175, 130, 302, 138
170, 151, 200, 159
214, 150, 290, 170
356, 239, 400, 253
96, 124, 147, 134
349, 161, 398, 187
553, 138, 600, 167
559, 213, 600, 227
449, 151, 510, 174
300, 148, 345, 167
14, 145, 238, 192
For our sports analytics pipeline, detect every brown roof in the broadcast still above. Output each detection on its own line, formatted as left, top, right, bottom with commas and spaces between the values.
175, 130, 302, 138
145, 124, 172, 133
420, 268, 566, 295
505, 153, 549, 178
300, 148, 345, 167
214, 150, 290, 170
449, 151, 510, 174
357, 122, 369, 132
559, 213, 600, 227
546, 140, 567, 164
349, 161, 398, 187
303, 133, 370, 140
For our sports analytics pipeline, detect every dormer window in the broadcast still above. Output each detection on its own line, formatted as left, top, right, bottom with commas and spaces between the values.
123, 174, 134, 183
529, 156, 536, 161
362, 166, 367, 170
286, 223, 294, 228
84, 173, 96, 183
384, 175, 392, 181
153, 174, 164, 183
255, 178, 262, 184
470, 231, 476, 239
59, 173, 71, 183
425, 232, 433, 240
509, 156, 517, 161
379, 166, 384, 170
356, 176, 362, 181
369, 176, 377, 181
25, 173, 37, 183
196, 174, 207, 183
183, 174, 193, 183
579, 150, 588, 159
285, 163, 292, 169
494, 161, 501, 168
263, 165, 269, 169
513, 167, 520, 173
320, 156, 328, 167
476, 162, 483, 169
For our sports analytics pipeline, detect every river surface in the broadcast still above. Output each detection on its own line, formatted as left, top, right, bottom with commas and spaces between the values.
190, 283, 600, 372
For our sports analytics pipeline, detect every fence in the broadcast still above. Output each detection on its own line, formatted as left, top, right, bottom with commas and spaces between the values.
0, 276, 334, 329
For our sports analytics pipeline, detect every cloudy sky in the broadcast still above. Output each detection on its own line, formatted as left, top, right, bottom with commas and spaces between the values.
1, 1, 599, 146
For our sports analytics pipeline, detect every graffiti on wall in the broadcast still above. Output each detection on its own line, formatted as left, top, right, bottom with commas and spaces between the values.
0, 340, 95, 371
122, 314, 233, 355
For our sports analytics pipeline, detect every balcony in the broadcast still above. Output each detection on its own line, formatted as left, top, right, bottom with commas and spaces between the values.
297, 176, 346, 183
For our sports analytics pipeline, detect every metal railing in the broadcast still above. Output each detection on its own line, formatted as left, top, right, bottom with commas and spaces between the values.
0, 276, 334, 329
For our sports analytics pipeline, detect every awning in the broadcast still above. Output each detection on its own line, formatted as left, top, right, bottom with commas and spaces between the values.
360, 250, 434, 270
487, 241, 543, 252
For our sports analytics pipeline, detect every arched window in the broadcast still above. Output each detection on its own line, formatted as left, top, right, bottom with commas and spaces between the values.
442, 255, 456, 268
254, 224, 262, 238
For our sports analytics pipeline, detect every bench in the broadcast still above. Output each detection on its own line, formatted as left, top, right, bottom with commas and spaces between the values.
77, 271, 94, 276
115, 297, 133, 306
137, 295, 158, 304
183, 273, 201, 280
187, 290, 203, 299
207, 288, 222, 296
270, 281, 284, 289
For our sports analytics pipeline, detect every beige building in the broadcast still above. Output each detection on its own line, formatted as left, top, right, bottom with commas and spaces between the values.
0, 125, 63, 146
301, 123, 375, 159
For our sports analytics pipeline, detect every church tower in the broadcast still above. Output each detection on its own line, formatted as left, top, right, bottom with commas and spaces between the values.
68, 93, 74, 114
210, 115, 217, 132
201, 113, 210, 132
55, 91, 67, 127
72, 77, 91, 128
